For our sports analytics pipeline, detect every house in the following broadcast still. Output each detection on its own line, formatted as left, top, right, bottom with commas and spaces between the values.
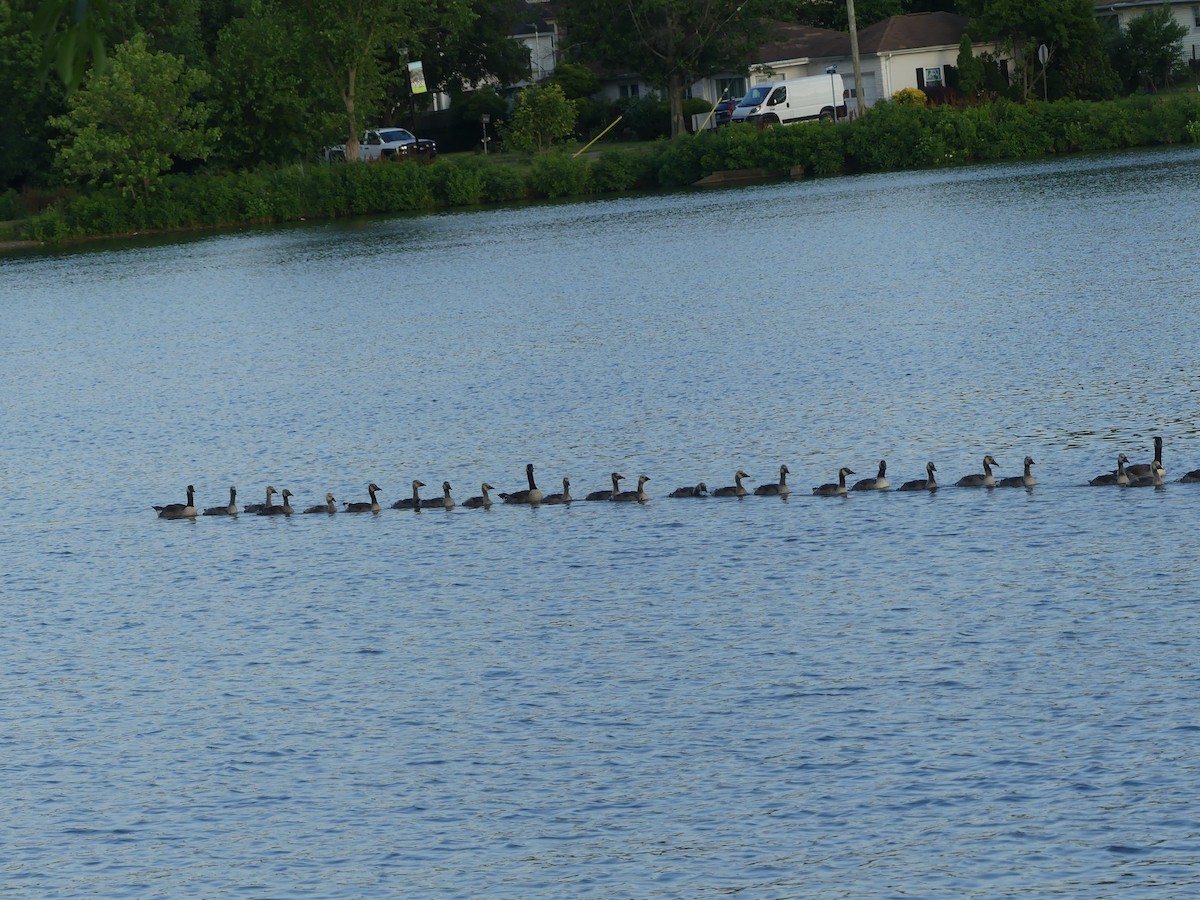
1094, 0, 1200, 69
693, 13, 1003, 113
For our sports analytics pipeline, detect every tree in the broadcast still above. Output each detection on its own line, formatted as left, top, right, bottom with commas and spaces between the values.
49, 33, 218, 197
1, 0, 68, 187
295, 0, 466, 160
212, 2, 336, 168
963, 0, 1117, 100
563, 0, 770, 138
503, 83, 577, 153
955, 34, 983, 101
1110, 6, 1187, 93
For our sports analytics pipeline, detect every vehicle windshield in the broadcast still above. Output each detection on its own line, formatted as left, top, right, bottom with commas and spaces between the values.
738, 86, 771, 107
380, 129, 415, 143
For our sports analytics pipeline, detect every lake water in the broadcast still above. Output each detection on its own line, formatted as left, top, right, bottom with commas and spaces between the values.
4, 146, 1200, 897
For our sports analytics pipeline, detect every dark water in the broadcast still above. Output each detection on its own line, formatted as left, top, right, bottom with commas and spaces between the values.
3, 146, 1200, 897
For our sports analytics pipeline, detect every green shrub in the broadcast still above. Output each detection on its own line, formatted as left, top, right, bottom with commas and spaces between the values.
0, 189, 20, 220
27, 207, 71, 242
482, 165, 529, 202
432, 158, 488, 206
529, 152, 592, 197
590, 150, 641, 192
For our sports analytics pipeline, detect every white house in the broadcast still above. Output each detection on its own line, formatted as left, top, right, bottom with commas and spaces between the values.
1094, 0, 1200, 69
695, 13, 1003, 112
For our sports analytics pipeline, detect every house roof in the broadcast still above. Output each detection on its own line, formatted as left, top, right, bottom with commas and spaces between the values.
750, 12, 973, 64
856, 12, 972, 54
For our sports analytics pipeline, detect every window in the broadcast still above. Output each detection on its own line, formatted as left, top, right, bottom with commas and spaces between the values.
1193, 5, 1200, 27
619, 83, 640, 99
717, 77, 747, 101
924, 66, 943, 86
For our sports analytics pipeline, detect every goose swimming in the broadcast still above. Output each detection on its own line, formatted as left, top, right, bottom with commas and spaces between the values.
712, 470, 751, 497
343, 483, 382, 512
754, 465, 790, 496
501, 464, 542, 505
1090, 455, 1128, 486
850, 460, 889, 491
542, 477, 572, 504
462, 483, 496, 508
612, 474, 650, 502
392, 480, 425, 509
585, 472, 623, 501
421, 481, 455, 509
813, 467, 854, 497
202, 486, 238, 516
155, 485, 197, 519
257, 488, 293, 515
669, 482, 708, 498
304, 493, 337, 514
898, 462, 937, 492
242, 486, 276, 514
956, 455, 999, 488
997, 456, 1036, 488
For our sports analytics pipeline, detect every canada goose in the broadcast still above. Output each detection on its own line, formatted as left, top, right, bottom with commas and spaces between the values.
998, 456, 1036, 488
257, 488, 294, 515
754, 464, 790, 496
956, 455, 999, 488
850, 460, 889, 491
392, 480, 425, 509
585, 472, 623, 501
542, 477, 572, 504
242, 485, 276, 514
154, 484, 197, 519
304, 493, 337, 514
612, 474, 650, 502
813, 466, 854, 496
1180, 466, 1200, 483
421, 481, 454, 509
898, 462, 938, 492
669, 482, 708, 498
344, 483, 382, 513
712, 470, 751, 497
1128, 460, 1166, 487
202, 486, 238, 516
501, 463, 542, 504
462, 483, 496, 508
1090, 455, 1129, 486
1125, 436, 1164, 480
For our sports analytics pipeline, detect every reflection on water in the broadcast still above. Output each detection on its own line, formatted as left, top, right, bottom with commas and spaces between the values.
3, 146, 1200, 897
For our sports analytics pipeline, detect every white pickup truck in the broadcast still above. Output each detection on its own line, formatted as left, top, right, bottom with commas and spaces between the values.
325, 128, 438, 162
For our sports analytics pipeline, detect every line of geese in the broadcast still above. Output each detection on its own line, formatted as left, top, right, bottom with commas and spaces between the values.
154, 439, 1188, 519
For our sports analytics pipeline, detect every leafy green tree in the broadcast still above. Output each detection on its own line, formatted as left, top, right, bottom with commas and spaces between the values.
549, 61, 601, 100
296, 0, 472, 160
963, 0, 1117, 100
49, 33, 218, 197
503, 83, 577, 153
563, 0, 770, 138
212, 2, 336, 168
1, 0, 68, 187
767, 0, 902, 31
411, 0, 529, 92
955, 34, 983, 100
1110, 6, 1187, 92
33, 0, 111, 90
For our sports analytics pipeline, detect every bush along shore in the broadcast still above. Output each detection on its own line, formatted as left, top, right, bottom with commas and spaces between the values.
14, 94, 1200, 244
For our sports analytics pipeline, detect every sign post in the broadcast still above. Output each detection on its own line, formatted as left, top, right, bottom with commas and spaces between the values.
1038, 44, 1049, 102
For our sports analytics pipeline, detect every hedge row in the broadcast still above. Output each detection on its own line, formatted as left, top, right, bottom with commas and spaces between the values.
23, 94, 1200, 243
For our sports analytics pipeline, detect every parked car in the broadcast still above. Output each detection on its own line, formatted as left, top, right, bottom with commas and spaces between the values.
714, 97, 741, 128
325, 128, 438, 162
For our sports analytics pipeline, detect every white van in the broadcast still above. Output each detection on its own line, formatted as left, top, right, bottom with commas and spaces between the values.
731, 74, 847, 126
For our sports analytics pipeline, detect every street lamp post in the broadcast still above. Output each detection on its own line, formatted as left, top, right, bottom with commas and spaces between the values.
826, 64, 838, 121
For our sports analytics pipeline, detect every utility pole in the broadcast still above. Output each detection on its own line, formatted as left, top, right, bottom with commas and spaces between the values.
847, 0, 865, 117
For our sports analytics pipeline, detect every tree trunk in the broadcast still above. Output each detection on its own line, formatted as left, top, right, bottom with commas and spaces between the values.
668, 71, 687, 138
345, 64, 360, 160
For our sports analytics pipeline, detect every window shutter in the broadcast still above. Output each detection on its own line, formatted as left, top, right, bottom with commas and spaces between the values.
916, 68, 925, 89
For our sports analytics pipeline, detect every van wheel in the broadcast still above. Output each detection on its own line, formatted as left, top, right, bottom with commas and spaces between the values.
759, 115, 778, 130
819, 108, 834, 122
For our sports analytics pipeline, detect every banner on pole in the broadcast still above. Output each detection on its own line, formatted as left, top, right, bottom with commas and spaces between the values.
408, 61, 427, 95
